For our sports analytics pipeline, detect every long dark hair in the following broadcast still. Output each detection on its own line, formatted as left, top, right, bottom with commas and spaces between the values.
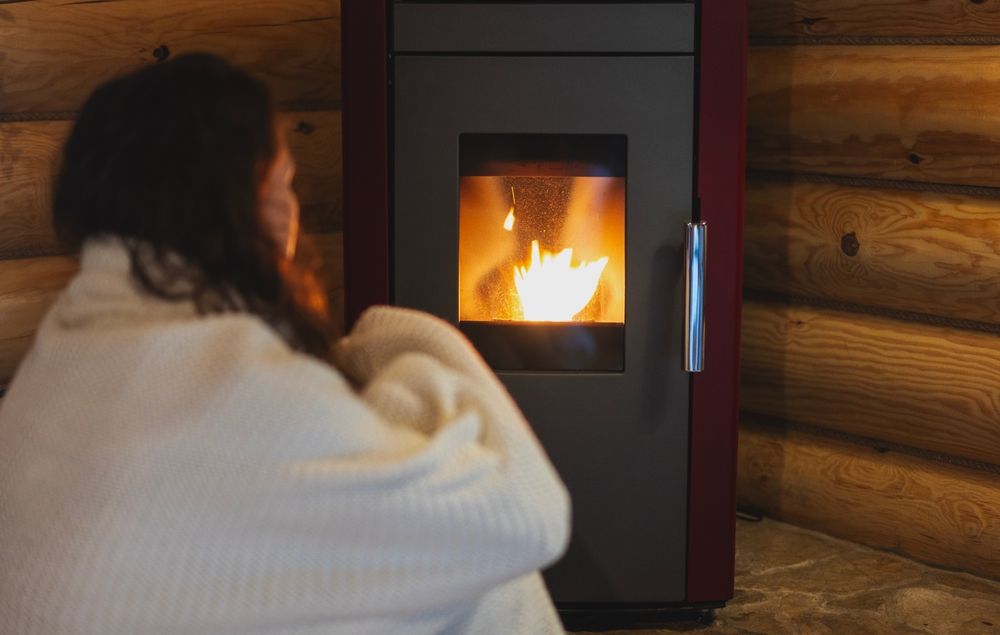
53, 53, 335, 360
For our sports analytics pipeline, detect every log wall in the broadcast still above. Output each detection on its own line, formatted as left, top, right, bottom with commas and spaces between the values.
0, 0, 344, 391
744, 0, 1000, 577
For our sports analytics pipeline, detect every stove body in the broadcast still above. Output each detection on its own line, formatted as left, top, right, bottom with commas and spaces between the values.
342, 1, 746, 623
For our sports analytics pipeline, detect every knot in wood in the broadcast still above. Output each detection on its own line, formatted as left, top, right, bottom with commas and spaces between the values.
840, 232, 860, 257
153, 45, 171, 62
295, 121, 316, 135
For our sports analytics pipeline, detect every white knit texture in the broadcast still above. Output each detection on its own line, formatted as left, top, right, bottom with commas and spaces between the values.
0, 239, 571, 634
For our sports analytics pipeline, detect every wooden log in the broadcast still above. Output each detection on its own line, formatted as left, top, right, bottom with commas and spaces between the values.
741, 299, 1000, 466
0, 231, 344, 386
0, 120, 66, 258
280, 111, 343, 235
0, 0, 340, 114
738, 420, 1000, 580
747, 46, 1000, 188
0, 110, 341, 258
744, 179, 1000, 325
0, 256, 78, 386
750, 0, 1000, 40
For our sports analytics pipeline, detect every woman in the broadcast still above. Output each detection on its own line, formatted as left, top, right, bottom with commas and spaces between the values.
0, 54, 570, 634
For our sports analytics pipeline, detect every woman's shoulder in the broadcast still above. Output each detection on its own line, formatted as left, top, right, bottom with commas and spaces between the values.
32, 237, 349, 400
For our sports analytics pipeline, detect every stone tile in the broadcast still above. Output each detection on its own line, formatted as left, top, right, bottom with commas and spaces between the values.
570, 518, 1000, 635
880, 587, 1000, 635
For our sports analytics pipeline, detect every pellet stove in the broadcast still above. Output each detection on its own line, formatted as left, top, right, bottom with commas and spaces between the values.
342, 1, 746, 627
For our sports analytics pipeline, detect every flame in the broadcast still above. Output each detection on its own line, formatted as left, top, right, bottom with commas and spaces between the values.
503, 187, 516, 231
513, 240, 609, 321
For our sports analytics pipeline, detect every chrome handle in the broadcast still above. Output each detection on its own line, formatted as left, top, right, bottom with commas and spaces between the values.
685, 222, 707, 373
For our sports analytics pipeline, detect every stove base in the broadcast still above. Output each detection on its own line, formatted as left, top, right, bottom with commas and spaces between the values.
558, 602, 725, 632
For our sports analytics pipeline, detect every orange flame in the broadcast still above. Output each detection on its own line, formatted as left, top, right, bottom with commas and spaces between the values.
513, 240, 608, 322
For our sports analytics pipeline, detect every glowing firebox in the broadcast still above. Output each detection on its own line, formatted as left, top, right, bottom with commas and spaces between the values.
458, 135, 626, 326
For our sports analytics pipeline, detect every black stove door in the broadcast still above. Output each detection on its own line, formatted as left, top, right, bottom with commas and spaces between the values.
393, 55, 694, 604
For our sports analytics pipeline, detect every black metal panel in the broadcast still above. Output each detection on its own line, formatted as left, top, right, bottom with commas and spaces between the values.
394, 3, 695, 53
394, 56, 694, 602
460, 322, 625, 371
461, 133, 627, 177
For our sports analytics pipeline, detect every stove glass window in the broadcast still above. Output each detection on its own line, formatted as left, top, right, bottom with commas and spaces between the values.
458, 134, 626, 371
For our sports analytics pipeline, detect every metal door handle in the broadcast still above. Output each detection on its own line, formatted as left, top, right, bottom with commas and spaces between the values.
685, 222, 707, 372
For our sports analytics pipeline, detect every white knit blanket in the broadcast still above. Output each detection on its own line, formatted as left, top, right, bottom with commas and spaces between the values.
0, 238, 570, 634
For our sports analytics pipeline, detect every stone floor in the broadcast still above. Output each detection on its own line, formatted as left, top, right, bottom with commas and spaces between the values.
573, 516, 1000, 634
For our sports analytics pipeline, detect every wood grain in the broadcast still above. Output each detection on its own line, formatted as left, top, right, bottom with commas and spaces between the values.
745, 179, 1000, 325
741, 299, 1000, 466
748, 46, 1000, 188
0, 120, 66, 258
0, 110, 341, 258
0, 0, 340, 114
738, 420, 1000, 580
0, 255, 78, 386
750, 0, 1000, 39
279, 110, 343, 235
0, 231, 345, 386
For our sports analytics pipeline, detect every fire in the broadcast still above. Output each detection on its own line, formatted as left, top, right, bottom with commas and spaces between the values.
503, 187, 516, 231
513, 240, 609, 322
